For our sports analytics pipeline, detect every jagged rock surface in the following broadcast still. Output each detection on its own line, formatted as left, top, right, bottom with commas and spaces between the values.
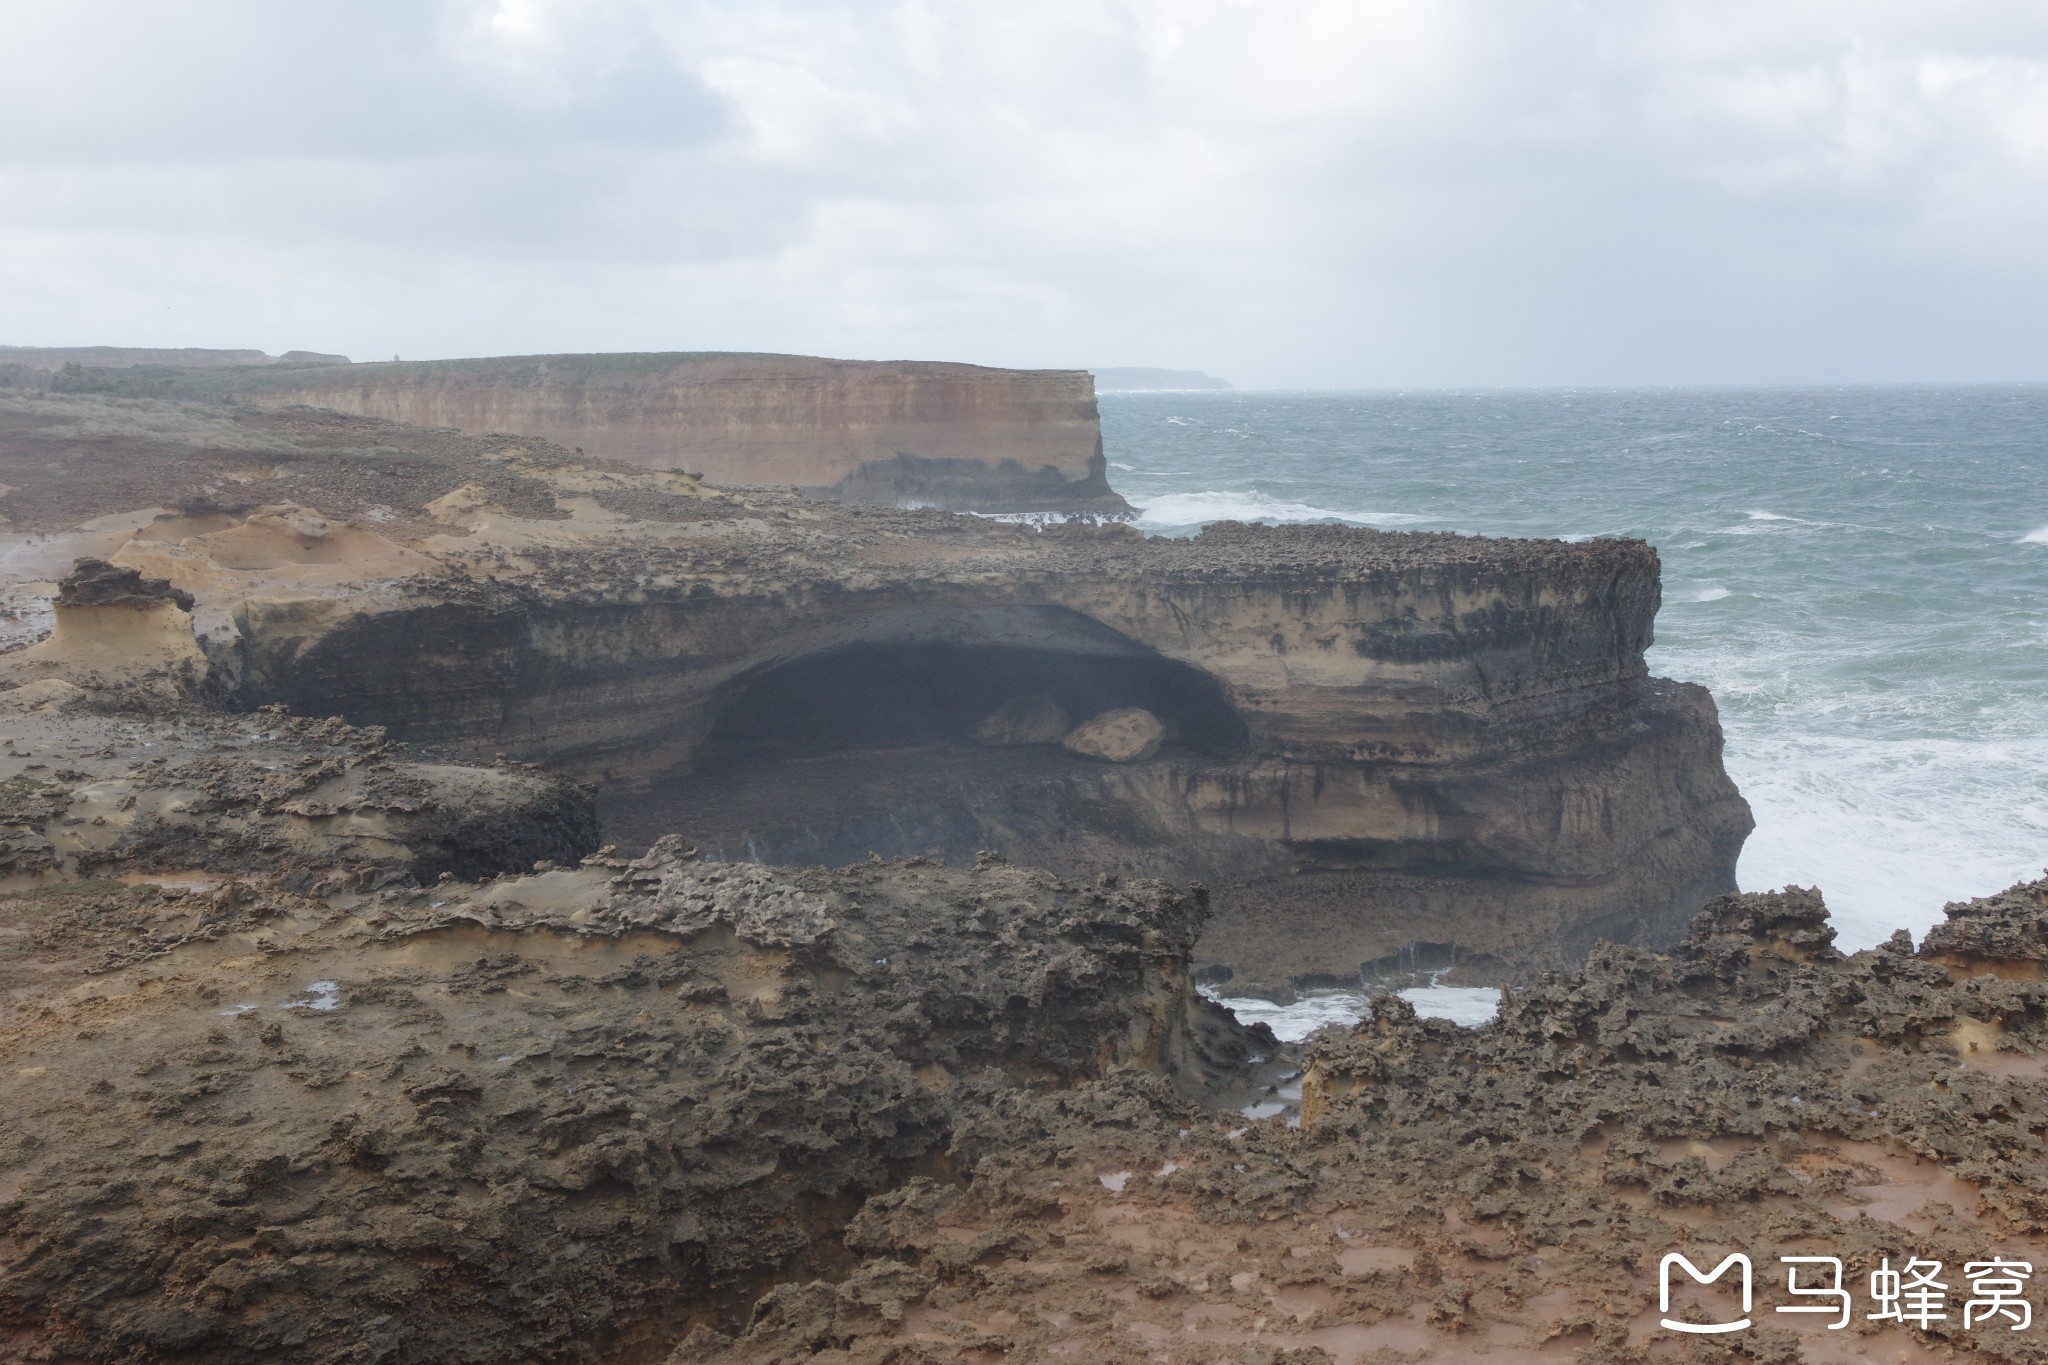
52, 559, 194, 612
672, 878, 2048, 1362
0, 848, 1254, 1363
0, 693, 596, 886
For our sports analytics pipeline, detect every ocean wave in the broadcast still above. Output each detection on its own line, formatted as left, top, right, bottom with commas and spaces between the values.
1744, 510, 1805, 522
1200, 983, 1498, 1042
1134, 490, 1431, 529
1725, 729, 2048, 952
1692, 586, 1732, 602
2021, 525, 2048, 544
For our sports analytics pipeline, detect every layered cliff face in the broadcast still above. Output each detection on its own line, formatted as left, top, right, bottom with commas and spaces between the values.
232, 521, 1749, 993
0, 392, 1749, 994
224, 352, 1128, 515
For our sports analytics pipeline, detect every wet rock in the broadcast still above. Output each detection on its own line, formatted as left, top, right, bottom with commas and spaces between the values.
973, 692, 1069, 745
1062, 706, 1165, 763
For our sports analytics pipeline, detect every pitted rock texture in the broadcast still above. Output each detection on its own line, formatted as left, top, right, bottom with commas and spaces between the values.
226, 509, 1748, 987
0, 849, 1255, 1364
660, 878, 2048, 1363
0, 690, 595, 887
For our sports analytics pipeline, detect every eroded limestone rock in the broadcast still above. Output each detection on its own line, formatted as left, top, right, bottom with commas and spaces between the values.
1062, 705, 1165, 762
679, 876, 2048, 1363
0, 693, 595, 887
0, 848, 1255, 1362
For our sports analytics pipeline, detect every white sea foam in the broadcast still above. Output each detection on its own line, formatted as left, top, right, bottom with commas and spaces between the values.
2021, 525, 2048, 544
1692, 586, 1732, 602
1134, 490, 1430, 530
1725, 730, 2048, 951
1202, 982, 1500, 1042
1203, 989, 1361, 1041
1399, 983, 1508, 1026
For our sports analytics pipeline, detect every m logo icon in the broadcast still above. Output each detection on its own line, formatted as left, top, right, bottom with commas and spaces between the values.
1660, 1252, 1753, 1334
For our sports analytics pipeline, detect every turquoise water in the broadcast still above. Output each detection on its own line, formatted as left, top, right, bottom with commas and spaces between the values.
1103, 386, 2048, 952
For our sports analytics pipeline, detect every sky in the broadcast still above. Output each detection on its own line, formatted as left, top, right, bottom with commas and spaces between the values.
4, 0, 2047, 388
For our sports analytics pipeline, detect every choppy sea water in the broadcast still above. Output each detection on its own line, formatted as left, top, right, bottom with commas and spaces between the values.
1106, 386, 2048, 1037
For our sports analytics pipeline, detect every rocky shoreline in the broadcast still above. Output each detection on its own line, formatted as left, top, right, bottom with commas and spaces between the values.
0, 381, 2034, 1361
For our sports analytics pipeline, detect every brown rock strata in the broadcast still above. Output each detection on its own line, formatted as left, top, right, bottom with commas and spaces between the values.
220, 352, 1129, 515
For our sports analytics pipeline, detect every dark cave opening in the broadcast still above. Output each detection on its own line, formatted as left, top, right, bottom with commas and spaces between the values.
602, 608, 1248, 866
698, 636, 1246, 766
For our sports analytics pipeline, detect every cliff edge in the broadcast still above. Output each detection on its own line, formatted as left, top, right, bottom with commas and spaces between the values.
222, 351, 1130, 516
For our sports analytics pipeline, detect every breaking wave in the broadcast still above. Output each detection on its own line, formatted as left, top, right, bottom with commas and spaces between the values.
1134, 489, 1429, 531
1203, 982, 1501, 1043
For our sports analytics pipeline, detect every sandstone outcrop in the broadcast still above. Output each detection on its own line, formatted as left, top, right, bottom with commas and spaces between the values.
1061, 706, 1165, 762
220, 351, 1129, 515
0, 390, 1749, 994
223, 506, 1751, 993
9, 559, 208, 692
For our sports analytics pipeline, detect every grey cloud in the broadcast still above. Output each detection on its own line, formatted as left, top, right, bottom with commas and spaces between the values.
3, 0, 2047, 386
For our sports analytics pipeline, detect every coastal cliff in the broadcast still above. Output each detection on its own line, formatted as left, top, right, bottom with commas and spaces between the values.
231, 514, 1750, 992
0, 391, 1747, 992
36, 389, 2048, 1364
223, 352, 1128, 515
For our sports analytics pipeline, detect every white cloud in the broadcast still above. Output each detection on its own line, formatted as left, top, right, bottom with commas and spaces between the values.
2, 0, 2046, 384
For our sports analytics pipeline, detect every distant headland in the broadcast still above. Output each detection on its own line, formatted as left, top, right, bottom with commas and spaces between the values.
1090, 366, 1232, 391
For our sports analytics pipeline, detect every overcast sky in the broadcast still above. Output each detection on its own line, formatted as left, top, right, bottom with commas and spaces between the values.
4, 0, 2047, 387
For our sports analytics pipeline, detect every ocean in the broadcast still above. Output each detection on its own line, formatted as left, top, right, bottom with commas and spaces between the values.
1098, 386, 2048, 1038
